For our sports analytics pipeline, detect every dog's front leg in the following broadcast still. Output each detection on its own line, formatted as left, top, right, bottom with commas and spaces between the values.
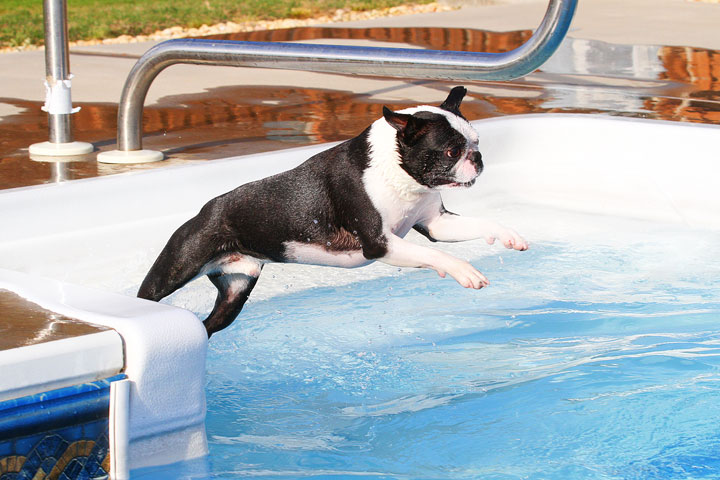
378, 234, 489, 289
422, 213, 529, 251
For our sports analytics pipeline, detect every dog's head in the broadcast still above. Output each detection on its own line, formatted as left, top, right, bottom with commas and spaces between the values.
382, 86, 482, 189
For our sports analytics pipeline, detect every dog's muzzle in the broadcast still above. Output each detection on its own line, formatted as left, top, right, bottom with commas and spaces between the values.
451, 150, 483, 186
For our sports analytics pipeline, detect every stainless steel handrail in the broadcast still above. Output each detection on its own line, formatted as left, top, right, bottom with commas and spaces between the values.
106, 0, 576, 158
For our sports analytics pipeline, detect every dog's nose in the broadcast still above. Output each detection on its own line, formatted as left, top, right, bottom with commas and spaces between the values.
472, 151, 484, 172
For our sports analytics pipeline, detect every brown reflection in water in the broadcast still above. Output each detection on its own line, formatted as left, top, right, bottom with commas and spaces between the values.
660, 46, 720, 96
0, 289, 109, 351
204, 25, 532, 53
2, 27, 720, 190
648, 45, 720, 123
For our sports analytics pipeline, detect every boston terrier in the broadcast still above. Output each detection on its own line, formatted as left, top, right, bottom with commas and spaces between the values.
138, 86, 528, 337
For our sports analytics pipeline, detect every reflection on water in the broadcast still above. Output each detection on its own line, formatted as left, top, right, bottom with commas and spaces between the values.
1, 26, 719, 189
204, 24, 533, 52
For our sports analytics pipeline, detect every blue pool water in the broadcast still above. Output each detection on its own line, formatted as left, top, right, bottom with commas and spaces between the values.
136, 228, 720, 479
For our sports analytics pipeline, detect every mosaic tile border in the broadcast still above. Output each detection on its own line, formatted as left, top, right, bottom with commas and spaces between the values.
0, 374, 125, 480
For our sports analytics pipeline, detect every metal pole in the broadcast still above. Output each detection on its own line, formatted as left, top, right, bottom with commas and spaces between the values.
98, 0, 576, 163
44, 0, 72, 144
29, 0, 93, 157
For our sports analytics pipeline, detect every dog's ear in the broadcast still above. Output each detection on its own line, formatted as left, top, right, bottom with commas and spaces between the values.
440, 86, 467, 117
383, 107, 430, 144
383, 106, 412, 132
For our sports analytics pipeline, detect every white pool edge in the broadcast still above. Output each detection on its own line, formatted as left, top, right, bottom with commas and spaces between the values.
0, 268, 210, 468
0, 329, 124, 403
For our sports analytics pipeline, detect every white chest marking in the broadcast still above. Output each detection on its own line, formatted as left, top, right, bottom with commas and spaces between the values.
362, 105, 478, 235
364, 116, 429, 203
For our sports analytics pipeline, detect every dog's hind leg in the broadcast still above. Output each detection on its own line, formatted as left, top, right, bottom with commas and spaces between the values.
200, 252, 264, 337
204, 271, 260, 337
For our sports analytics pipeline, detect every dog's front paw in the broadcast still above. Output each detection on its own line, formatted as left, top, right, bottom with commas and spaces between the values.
438, 258, 489, 289
485, 224, 529, 251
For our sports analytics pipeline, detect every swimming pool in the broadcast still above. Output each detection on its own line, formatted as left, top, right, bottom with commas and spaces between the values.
132, 179, 720, 478
145, 222, 720, 479
2, 114, 719, 477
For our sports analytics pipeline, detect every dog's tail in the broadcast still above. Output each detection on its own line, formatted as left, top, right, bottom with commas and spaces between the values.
138, 216, 213, 302
138, 214, 262, 337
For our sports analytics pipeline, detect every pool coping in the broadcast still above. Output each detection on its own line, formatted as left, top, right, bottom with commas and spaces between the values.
0, 330, 124, 403
0, 268, 210, 469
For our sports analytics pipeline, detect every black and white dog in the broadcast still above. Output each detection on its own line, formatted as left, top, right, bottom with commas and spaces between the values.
138, 86, 528, 337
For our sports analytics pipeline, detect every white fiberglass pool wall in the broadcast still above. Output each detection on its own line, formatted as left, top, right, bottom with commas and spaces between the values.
1, 114, 719, 472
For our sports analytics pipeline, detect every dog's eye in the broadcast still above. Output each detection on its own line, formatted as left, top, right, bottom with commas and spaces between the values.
445, 147, 462, 159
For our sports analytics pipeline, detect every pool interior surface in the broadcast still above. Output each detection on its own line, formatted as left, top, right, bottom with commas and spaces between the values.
129, 205, 720, 479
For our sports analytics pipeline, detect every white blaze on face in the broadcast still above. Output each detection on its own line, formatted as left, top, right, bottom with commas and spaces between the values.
397, 105, 479, 145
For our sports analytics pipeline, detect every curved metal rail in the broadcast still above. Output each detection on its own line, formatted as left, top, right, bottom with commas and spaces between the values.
103, 0, 576, 160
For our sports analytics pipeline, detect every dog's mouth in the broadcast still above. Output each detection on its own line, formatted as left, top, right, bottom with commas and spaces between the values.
434, 176, 476, 189
428, 155, 482, 189
447, 178, 477, 188
445, 155, 482, 188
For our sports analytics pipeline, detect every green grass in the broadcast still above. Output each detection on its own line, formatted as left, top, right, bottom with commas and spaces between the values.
0, 0, 430, 48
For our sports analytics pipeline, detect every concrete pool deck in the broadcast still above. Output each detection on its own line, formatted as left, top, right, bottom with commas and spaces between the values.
1, 0, 720, 191
3, 0, 720, 105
